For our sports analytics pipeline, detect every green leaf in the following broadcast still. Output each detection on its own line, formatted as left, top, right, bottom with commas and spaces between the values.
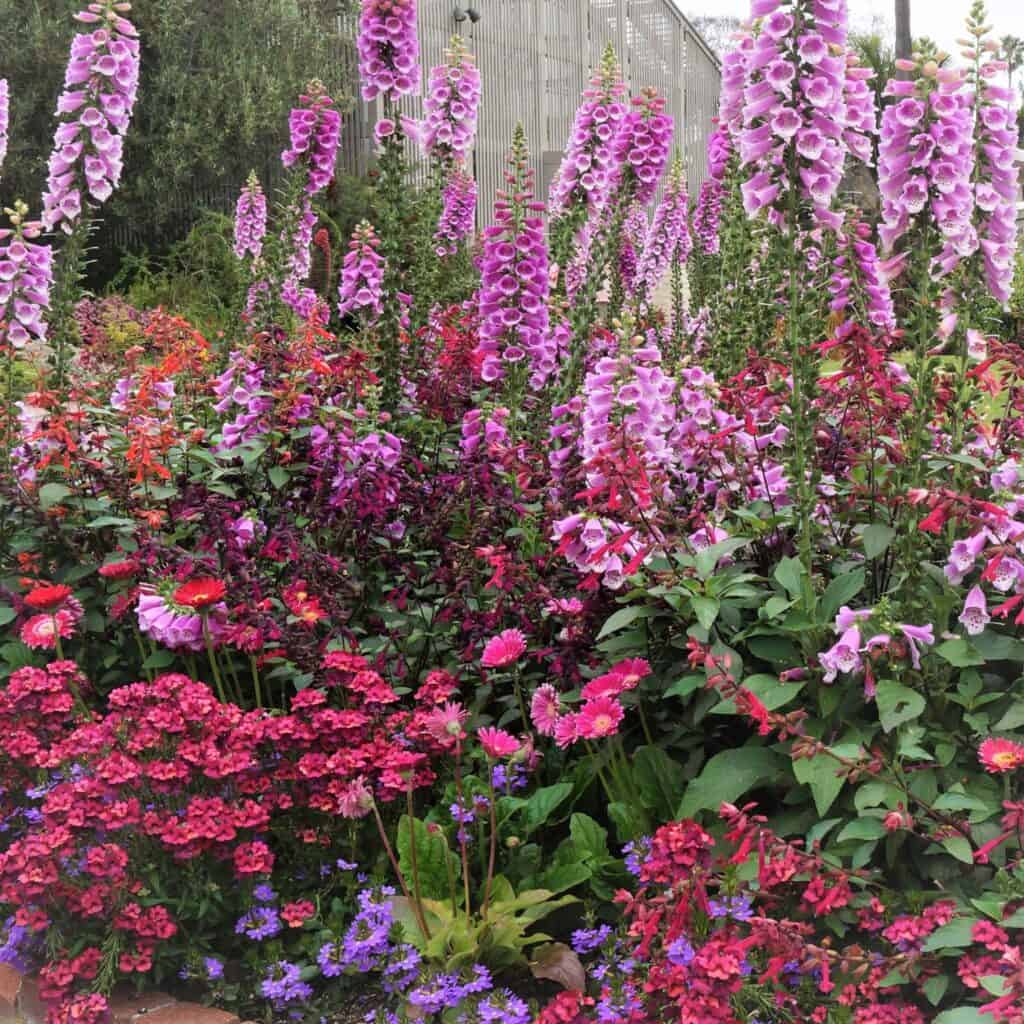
940, 835, 974, 864
922, 975, 949, 1006
995, 700, 1024, 731
607, 801, 649, 843
980, 975, 1009, 996
712, 673, 804, 714
268, 466, 289, 489
861, 523, 895, 559
773, 557, 804, 597
793, 753, 845, 816
597, 606, 642, 639
569, 813, 609, 862
536, 862, 591, 895
631, 746, 685, 820
86, 515, 137, 529
524, 783, 573, 834
820, 569, 866, 623
921, 917, 978, 952
875, 680, 925, 733
935, 638, 986, 668
836, 818, 886, 842
679, 747, 785, 817
397, 816, 457, 901
0, 606, 15, 627
933, 1010, 989, 1024
39, 482, 72, 510
690, 596, 719, 631
664, 675, 703, 700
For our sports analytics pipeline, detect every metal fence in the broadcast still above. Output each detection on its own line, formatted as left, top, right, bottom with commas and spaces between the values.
355, 0, 722, 224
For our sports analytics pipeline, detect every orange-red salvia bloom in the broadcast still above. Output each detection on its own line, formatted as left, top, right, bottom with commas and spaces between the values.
172, 578, 227, 609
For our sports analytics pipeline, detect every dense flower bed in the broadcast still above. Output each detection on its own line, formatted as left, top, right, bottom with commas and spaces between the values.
2, 1, 1024, 1023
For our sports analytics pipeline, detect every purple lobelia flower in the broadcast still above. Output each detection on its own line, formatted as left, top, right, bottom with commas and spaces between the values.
356, 0, 420, 103
0, 206, 53, 351
476, 124, 551, 387
233, 172, 267, 261
637, 155, 690, 303
42, 1, 140, 234
434, 162, 477, 256
337, 220, 386, 323
0, 79, 8, 172
260, 960, 313, 1008
421, 36, 480, 163
736, 0, 851, 231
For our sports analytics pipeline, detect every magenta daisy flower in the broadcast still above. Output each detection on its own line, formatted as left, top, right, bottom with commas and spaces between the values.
478, 727, 520, 759
481, 628, 527, 668
576, 696, 624, 740
530, 684, 561, 736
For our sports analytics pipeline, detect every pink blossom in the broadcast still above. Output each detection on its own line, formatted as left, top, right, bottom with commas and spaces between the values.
958, 585, 990, 636
478, 727, 520, 759
576, 696, 625, 740
530, 684, 561, 736
480, 628, 527, 668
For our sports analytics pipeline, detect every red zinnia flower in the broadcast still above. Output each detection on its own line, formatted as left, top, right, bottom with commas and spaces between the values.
173, 577, 227, 609
98, 560, 139, 580
24, 584, 73, 610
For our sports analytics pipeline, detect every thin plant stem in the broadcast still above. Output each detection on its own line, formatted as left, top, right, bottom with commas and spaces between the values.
370, 801, 431, 940
453, 739, 473, 923
404, 787, 432, 939
482, 760, 498, 919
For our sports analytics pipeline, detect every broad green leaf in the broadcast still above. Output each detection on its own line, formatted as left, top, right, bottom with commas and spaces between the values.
922, 975, 949, 1006
397, 816, 457, 901
524, 783, 573, 833
607, 801, 649, 843
820, 569, 866, 623
773, 557, 804, 597
935, 638, 986, 668
793, 752, 845, 816
39, 482, 73, 510
690, 595, 719, 631
664, 675, 703, 699
679, 747, 785, 817
86, 515, 136, 529
632, 746, 686, 821
569, 813, 609, 862
875, 680, 925, 733
836, 818, 886, 842
597, 606, 643, 639
980, 975, 1009, 996
711, 673, 804, 715
861, 523, 895, 559
934, 1010, 990, 1024
268, 466, 289, 489
0, 606, 15, 627
536, 863, 591, 895
921, 917, 978, 952
941, 835, 974, 864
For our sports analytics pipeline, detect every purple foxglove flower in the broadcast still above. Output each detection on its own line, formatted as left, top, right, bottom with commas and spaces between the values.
0, 210, 53, 351
899, 623, 934, 670
819, 626, 863, 683
356, 0, 420, 103
636, 155, 690, 302
0, 79, 8, 172
233, 172, 267, 261
549, 44, 628, 222
958, 585, 990, 636
834, 605, 872, 632
476, 125, 551, 386
944, 530, 988, 584
617, 202, 648, 297
421, 36, 480, 163
434, 162, 477, 256
610, 87, 674, 207
280, 83, 342, 196
337, 220, 386, 322
42, 1, 140, 234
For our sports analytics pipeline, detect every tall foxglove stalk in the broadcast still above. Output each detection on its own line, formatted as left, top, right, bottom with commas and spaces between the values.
548, 45, 628, 272
421, 36, 480, 165
636, 155, 690, 308
356, 0, 420, 103
233, 172, 267, 262
0, 203, 53, 353
0, 80, 8, 173
41, 1, 140, 235
434, 163, 476, 256
477, 125, 552, 393
337, 221, 386, 324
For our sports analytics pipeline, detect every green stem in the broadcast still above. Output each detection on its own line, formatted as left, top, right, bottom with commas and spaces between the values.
249, 654, 264, 710
202, 614, 229, 705
482, 760, 498, 920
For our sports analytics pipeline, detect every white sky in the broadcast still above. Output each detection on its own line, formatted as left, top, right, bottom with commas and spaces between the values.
681, 1, 1024, 60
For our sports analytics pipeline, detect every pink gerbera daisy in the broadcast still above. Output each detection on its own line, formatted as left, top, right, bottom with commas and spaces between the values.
576, 696, 625, 740
979, 737, 1024, 774
426, 701, 468, 742
478, 726, 520, 759
20, 610, 78, 650
609, 658, 651, 689
530, 684, 561, 736
481, 628, 527, 668
554, 712, 580, 749
336, 777, 373, 818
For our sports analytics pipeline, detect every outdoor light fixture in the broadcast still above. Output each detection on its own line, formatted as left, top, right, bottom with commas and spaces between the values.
452, 4, 481, 22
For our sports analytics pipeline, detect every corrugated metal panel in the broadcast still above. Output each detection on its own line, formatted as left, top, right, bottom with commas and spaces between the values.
347, 0, 720, 225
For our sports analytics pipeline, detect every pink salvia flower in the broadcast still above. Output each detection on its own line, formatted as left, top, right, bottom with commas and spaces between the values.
233, 172, 267, 261
478, 727, 520, 759
480, 628, 527, 669
421, 36, 480, 163
337, 220, 385, 323
42, 0, 141, 234
356, 0, 420, 103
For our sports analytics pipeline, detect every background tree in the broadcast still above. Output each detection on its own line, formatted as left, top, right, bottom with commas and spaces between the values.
685, 13, 742, 59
